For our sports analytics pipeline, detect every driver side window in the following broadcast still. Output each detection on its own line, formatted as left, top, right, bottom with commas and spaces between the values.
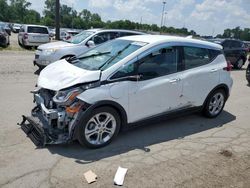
111, 63, 135, 79
138, 47, 178, 80
92, 33, 109, 45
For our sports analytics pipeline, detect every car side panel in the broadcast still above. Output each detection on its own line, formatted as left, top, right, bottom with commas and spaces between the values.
77, 82, 129, 119
181, 55, 223, 107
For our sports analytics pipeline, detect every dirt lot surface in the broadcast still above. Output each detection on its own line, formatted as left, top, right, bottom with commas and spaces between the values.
0, 47, 250, 188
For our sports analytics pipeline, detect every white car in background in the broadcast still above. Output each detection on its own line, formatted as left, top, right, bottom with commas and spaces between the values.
33, 29, 145, 68
18, 25, 50, 49
20, 35, 233, 149
12, 23, 22, 33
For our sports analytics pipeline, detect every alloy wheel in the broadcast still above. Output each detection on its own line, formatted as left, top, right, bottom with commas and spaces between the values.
208, 93, 225, 116
85, 112, 116, 145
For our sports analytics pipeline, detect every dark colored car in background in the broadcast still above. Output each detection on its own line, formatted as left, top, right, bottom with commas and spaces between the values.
0, 26, 10, 47
209, 39, 247, 69
0, 22, 11, 36
244, 41, 250, 52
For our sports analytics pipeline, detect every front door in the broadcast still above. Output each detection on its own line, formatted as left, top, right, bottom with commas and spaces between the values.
127, 46, 183, 123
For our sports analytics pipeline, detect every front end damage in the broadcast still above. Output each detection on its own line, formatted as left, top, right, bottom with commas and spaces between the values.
18, 87, 89, 147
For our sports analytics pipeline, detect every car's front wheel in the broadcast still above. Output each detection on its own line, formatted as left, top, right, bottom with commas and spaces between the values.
77, 107, 121, 148
203, 89, 226, 118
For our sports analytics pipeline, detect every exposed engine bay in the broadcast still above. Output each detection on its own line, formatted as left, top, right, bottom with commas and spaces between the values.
18, 85, 93, 147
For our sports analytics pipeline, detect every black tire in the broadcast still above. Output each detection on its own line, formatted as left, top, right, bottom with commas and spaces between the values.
234, 58, 244, 69
247, 64, 250, 85
77, 107, 121, 148
18, 39, 22, 47
203, 89, 226, 118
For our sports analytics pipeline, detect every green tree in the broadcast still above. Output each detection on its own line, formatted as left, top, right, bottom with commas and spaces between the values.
23, 10, 41, 24
9, 0, 31, 22
0, 0, 9, 21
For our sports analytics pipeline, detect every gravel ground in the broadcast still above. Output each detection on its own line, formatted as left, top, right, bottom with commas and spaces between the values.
0, 49, 250, 188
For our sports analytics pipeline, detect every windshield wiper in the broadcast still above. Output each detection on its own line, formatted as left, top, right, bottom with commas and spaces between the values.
98, 44, 131, 70
79, 51, 111, 60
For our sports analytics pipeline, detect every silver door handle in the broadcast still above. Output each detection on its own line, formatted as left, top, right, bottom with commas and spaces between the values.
210, 69, 218, 72
169, 78, 181, 83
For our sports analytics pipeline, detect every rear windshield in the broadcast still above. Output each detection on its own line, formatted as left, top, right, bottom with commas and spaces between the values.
27, 26, 48, 34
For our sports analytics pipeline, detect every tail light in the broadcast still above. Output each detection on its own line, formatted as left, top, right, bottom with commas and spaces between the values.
223, 61, 233, 71
23, 33, 28, 39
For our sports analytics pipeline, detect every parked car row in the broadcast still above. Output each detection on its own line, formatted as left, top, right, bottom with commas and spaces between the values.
48, 28, 82, 41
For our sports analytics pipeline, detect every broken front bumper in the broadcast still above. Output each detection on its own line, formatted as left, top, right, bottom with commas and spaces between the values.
18, 105, 72, 147
18, 115, 50, 147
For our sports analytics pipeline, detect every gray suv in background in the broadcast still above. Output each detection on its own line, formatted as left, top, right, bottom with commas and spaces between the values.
34, 29, 145, 68
18, 25, 50, 49
209, 39, 248, 69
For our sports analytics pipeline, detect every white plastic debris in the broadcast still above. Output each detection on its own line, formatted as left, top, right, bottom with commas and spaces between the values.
114, 166, 128, 186
84, 170, 97, 184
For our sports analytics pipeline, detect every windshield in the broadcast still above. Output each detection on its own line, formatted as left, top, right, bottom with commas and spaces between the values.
72, 39, 147, 71
68, 30, 94, 44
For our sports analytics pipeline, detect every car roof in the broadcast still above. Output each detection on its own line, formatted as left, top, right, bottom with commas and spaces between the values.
120, 35, 223, 50
85, 28, 145, 34
24, 24, 48, 28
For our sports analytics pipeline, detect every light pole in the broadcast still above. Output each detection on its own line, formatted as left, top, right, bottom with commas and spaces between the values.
160, 1, 166, 28
163, 11, 167, 27
55, 0, 60, 40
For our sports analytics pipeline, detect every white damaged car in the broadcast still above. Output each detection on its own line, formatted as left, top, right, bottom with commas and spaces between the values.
19, 35, 233, 148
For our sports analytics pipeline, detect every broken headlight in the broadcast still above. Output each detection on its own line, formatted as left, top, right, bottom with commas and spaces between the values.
53, 88, 81, 106
53, 82, 100, 106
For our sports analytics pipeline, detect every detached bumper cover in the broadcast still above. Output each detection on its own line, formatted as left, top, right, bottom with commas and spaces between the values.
18, 115, 49, 147
18, 113, 71, 147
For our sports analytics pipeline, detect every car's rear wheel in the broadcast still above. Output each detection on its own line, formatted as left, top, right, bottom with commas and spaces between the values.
203, 89, 226, 118
77, 107, 121, 148
234, 58, 244, 69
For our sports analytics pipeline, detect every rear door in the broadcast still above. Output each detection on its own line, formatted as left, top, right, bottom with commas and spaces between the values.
27, 26, 49, 43
181, 46, 220, 107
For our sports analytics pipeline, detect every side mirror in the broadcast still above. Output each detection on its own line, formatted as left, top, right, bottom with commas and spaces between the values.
86, 40, 95, 47
127, 75, 142, 81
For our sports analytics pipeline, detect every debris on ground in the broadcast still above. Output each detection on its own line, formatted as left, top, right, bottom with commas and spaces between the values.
219, 149, 233, 157
114, 166, 128, 186
84, 170, 97, 184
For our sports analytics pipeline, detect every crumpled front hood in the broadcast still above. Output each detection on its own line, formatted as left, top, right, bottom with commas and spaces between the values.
38, 59, 101, 91
38, 41, 75, 50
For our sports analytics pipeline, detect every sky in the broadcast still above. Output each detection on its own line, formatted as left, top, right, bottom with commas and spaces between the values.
28, 0, 250, 36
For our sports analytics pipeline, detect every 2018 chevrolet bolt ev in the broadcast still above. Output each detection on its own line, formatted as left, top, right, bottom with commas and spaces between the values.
19, 35, 233, 148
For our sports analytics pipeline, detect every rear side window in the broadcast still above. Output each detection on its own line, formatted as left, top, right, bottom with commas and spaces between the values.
120, 32, 138, 37
222, 41, 231, 48
209, 49, 222, 60
109, 32, 120, 40
27, 27, 48, 34
183, 46, 210, 70
93, 32, 109, 45
231, 41, 241, 48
